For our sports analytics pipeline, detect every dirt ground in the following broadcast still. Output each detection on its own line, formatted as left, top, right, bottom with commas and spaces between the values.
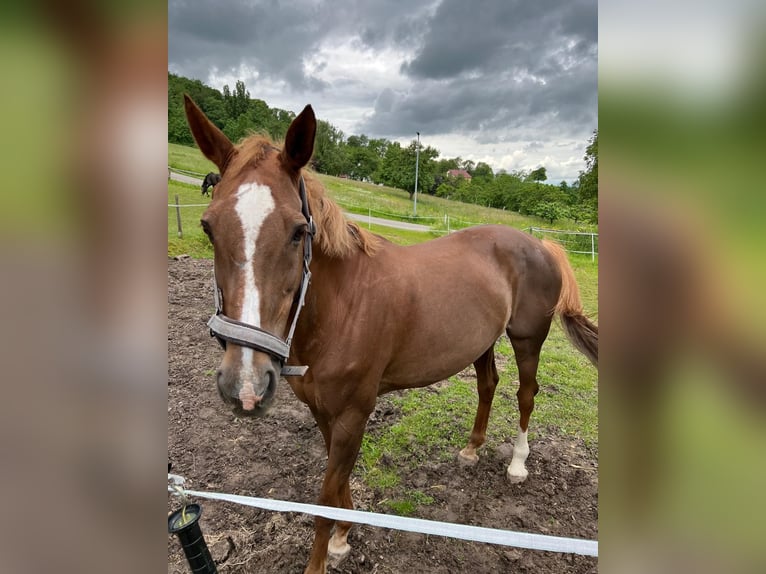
168, 258, 598, 573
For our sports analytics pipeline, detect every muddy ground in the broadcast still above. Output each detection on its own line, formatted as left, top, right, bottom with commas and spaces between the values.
168, 258, 598, 573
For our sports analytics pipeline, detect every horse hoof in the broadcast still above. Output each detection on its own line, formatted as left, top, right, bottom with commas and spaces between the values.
458, 448, 479, 466
327, 541, 351, 568
507, 467, 528, 483
328, 531, 351, 556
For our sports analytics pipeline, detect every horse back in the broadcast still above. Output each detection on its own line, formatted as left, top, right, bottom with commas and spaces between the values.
310, 226, 559, 391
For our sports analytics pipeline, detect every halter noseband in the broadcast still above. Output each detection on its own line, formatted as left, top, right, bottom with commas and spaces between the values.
206, 176, 315, 377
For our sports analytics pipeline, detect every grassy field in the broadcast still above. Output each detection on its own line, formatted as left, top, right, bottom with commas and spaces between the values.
167, 178, 445, 256
168, 142, 598, 238
167, 180, 214, 258
311, 172, 575, 235
168, 142, 599, 513
169, 142, 217, 175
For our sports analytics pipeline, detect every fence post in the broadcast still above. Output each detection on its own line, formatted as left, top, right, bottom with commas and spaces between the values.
175, 194, 183, 238
368, 207, 371, 229
447, 215, 450, 234
591, 233, 595, 262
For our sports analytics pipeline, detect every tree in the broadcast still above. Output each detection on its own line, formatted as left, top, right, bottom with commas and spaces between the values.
472, 162, 494, 180
534, 201, 565, 225
379, 140, 438, 200
312, 120, 350, 176
223, 114, 254, 143
435, 157, 460, 175
410, 141, 439, 200
168, 72, 227, 144
378, 142, 405, 189
528, 166, 547, 182
494, 172, 526, 211
436, 173, 471, 201
223, 80, 250, 119
346, 135, 380, 181
578, 129, 598, 207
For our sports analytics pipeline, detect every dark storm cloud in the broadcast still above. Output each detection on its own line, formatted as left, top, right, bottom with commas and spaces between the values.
362, 0, 597, 139
169, 0, 596, 171
401, 0, 555, 79
168, 0, 327, 89
360, 57, 596, 142
169, 0, 433, 90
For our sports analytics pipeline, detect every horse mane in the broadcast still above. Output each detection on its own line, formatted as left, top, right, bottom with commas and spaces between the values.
229, 133, 381, 259
303, 173, 381, 258
227, 133, 274, 176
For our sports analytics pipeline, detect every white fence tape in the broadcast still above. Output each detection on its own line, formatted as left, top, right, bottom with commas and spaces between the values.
168, 479, 597, 557
529, 226, 597, 236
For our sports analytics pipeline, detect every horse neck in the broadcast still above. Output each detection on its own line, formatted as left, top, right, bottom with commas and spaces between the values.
306, 245, 356, 300
292, 243, 363, 353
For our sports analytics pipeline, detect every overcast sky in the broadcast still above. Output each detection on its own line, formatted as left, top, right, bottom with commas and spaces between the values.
169, 0, 597, 183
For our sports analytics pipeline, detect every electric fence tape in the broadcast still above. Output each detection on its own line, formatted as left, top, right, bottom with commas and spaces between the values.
168, 474, 597, 557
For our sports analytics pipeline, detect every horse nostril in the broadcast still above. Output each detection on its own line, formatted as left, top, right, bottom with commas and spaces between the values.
215, 369, 226, 400
266, 368, 277, 397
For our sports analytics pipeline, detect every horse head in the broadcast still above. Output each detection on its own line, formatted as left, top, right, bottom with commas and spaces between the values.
184, 95, 316, 417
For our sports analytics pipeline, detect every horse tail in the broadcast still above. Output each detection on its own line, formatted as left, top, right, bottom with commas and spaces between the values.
542, 239, 598, 367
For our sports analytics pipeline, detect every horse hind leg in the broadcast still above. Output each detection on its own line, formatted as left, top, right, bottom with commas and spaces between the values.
458, 347, 499, 465
506, 332, 545, 483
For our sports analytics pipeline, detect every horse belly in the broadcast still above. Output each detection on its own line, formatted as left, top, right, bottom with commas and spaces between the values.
381, 301, 508, 389
376, 237, 514, 390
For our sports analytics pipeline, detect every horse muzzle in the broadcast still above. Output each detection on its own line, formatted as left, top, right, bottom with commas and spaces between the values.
216, 359, 278, 417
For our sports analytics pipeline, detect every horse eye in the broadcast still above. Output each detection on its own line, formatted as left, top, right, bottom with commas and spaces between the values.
291, 225, 306, 245
201, 220, 214, 244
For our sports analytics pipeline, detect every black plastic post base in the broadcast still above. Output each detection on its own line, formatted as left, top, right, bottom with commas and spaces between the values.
168, 503, 218, 574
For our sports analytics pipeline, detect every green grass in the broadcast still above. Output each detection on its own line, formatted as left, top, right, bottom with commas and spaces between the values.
169, 142, 217, 176
380, 490, 435, 516
363, 223, 442, 246
167, 180, 214, 258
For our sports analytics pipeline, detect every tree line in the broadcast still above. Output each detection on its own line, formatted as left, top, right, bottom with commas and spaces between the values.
169, 73, 597, 224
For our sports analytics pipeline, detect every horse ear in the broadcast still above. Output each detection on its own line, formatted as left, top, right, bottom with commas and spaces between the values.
281, 105, 316, 172
184, 94, 235, 173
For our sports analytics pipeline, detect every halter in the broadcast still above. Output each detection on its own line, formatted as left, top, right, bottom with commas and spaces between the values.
207, 176, 315, 377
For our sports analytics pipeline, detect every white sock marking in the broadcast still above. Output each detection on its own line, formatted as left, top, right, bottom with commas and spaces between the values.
508, 427, 530, 480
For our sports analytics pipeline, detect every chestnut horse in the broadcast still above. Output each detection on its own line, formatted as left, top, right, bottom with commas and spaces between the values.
184, 95, 598, 574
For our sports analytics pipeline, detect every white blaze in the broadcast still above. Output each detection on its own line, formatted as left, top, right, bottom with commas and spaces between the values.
234, 182, 276, 393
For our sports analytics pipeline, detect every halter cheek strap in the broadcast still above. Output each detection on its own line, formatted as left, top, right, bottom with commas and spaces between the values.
207, 176, 314, 377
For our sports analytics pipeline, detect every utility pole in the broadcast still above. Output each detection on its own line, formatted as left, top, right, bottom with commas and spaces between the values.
414, 131, 420, 216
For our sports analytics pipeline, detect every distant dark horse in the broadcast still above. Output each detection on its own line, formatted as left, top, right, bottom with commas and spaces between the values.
201, 172, 221, 197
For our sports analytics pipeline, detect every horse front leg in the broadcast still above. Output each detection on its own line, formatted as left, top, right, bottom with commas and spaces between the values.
304, 408, 370, 574
327, 480, 353, 557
